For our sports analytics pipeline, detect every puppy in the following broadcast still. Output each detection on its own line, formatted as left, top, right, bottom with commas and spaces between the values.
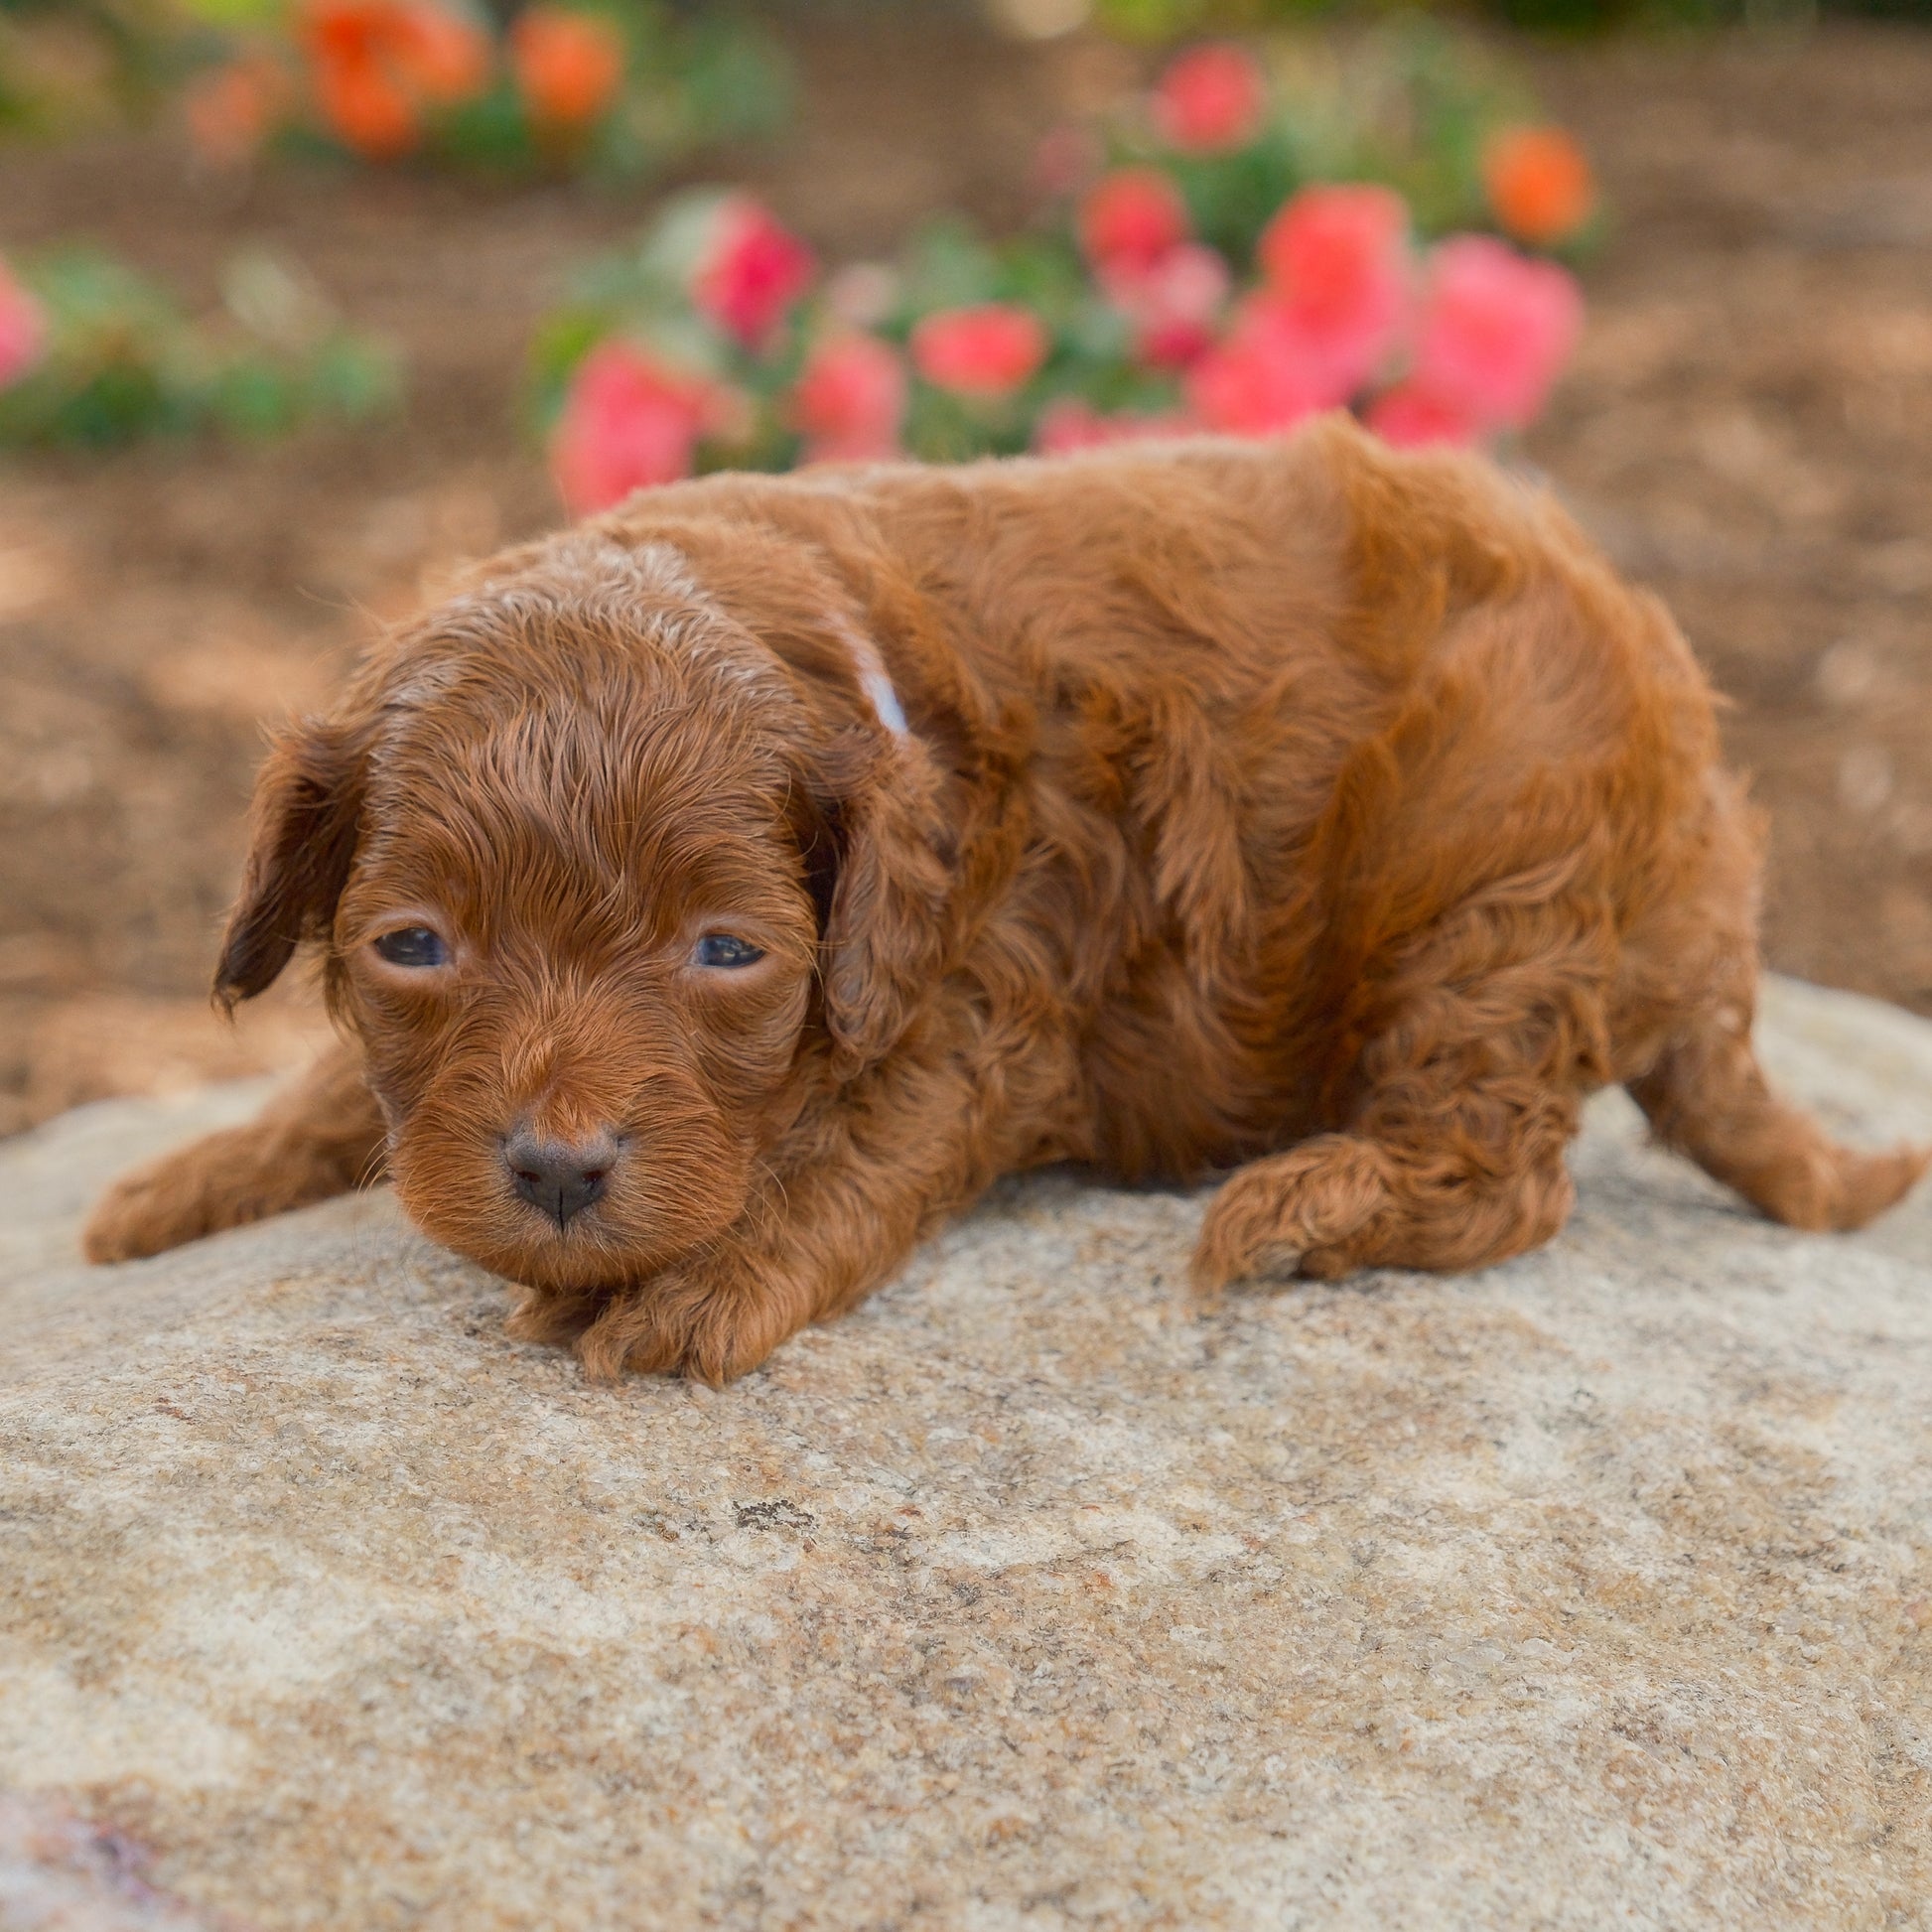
84, 417, 1928, 1381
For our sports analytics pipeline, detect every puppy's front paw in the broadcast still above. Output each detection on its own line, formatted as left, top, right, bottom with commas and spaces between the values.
573, 1248, 812, 1386
85, 1134, 240, 1264
82, 1127, 338, 1264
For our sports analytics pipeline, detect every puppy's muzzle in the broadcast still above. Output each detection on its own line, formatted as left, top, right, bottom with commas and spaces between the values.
503, 1127, 621, 1230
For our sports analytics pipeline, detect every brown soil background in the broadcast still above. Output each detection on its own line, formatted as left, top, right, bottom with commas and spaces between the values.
1, 16, 1929, 1137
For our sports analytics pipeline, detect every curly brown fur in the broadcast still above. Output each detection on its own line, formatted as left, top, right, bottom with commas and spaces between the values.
83, 417, 1930, 1381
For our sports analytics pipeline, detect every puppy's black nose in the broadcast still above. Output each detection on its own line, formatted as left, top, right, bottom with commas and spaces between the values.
503, 1130, 617, 1229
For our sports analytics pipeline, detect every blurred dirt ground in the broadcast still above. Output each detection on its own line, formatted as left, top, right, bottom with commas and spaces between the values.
1, 16, 1929, 1136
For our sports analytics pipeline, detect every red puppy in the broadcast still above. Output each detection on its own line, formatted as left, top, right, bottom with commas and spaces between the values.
84, 419, 1929, 1380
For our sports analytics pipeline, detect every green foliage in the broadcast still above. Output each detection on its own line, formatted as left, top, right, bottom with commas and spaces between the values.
421, 5, 787, 180
0, 247, 400, 449
1088, 0, 1932, 33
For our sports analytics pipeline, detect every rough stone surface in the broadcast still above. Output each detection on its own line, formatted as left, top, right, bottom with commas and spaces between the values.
3, 975, 1931, 1932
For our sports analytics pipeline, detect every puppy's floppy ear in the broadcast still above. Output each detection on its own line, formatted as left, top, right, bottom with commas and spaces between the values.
213, 715, 367, 1009
660, 514, 966, 1076
807, 723, 956, 1081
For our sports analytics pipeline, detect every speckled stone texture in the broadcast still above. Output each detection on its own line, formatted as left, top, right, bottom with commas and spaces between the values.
3, 975, 1931, 1932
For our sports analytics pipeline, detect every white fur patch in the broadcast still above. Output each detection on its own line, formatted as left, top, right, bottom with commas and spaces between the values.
834, 620, 909, 738
861, 666, 909, 737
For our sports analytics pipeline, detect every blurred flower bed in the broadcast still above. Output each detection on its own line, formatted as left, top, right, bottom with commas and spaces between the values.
0, 0, 785, 176
176, 0, 785, 178
0, 245, 396, 446
532, 24, 1596, 514
1059, 0, 1783, 40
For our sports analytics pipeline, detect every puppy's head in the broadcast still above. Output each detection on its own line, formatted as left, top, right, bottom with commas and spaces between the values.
214, 530, 950, 1296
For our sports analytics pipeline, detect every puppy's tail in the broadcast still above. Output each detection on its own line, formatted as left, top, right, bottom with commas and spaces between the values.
1627, 1002, 1928, 1233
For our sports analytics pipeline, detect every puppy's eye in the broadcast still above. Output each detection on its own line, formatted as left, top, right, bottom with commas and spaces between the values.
693, 933, 765, 969
372, 926, 449, 969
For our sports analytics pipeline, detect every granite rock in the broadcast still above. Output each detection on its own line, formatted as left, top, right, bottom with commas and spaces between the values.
3, 975, 1931, 1932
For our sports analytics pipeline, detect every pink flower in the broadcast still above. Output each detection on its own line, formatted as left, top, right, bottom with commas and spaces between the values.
0, 258, 48, 390
1254, 184, 1411, 402
1032, 121, 1102, 200
1183, 298, 1334, 437
1409, 236, 1583, 431
1077, 168, 1190, 275
549, 342, 738, 515
1364, 381, 1481, 450
823, 262, 897, 330
1033, 398, 1194, 456
910, 303, 1048, 400
1151, 43, 1266, 155
1100, 241, 1230, 370
690, 198, 816, 354
788, 334, 906, 464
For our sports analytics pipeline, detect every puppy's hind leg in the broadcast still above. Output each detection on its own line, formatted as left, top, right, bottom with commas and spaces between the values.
1626, 984, 1928, 1234
1193, 896, 1605, 1294
83, 1041, 386, 1263
1616, 770, 1927, 1233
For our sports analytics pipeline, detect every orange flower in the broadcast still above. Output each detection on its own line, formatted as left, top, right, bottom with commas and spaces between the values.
184, 56, 286, 167
300, 0, 391, 68
314, 47, 420, 158
1482, 126, 1595, 248
388, 0, 491, 106
298, 0, 488, 157
510, 7, 626, 129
